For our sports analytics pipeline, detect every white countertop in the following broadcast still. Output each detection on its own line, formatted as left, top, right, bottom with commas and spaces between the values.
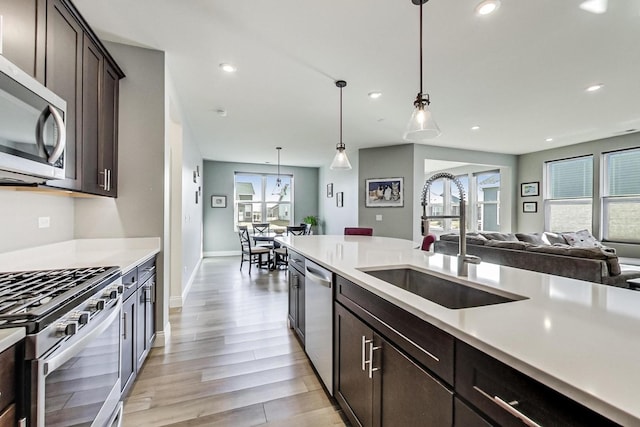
0, 328, 25, 353
0, 238, 161, 274
278, 235, 640, 426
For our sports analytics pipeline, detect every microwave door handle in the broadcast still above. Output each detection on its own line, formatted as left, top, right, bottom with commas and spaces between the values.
47, 105, 66, 164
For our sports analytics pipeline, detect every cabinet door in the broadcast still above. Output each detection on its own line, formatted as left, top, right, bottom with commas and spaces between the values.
295, 272, 305, 342
334, 303, 374, 427
0, 404, 16, 427
121, 294, 136, 394
99, 60, 119, 196
454, 398, 492, 427
44, 0, 83, 189
377, 334, 453, 427
79, 34, 101, 193
135, 283, 148, 369
0, 0, 45, 81
287, 267, 298, 330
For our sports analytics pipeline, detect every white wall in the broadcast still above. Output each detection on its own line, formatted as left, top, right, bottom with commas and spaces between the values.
319, 155, 359, 235
0, 191, 74, 253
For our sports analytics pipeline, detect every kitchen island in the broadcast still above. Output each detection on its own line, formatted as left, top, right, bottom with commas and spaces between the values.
277, 234, 640, 426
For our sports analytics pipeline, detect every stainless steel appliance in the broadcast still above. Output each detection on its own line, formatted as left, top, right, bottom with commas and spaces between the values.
304, 260, 333, 395
0, 266, 123, 426
0, 54, 66, 184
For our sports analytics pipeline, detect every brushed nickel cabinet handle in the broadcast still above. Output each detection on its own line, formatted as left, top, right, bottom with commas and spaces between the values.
368, 341, 381, 379
473, 385, 542, 427
122, 312, 127, 339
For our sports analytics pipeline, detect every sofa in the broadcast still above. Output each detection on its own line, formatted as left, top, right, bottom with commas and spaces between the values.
433, 230, 640, 288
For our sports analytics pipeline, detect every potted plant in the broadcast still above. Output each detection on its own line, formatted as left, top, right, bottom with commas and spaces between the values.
302, 215, 319, 235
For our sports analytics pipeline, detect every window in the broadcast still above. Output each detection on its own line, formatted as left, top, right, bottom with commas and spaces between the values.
426, 171, 500, 233
234, 172, 293, 229
475, 171, 501, 232
602, 148, 640, 242
544, 156, 593, 232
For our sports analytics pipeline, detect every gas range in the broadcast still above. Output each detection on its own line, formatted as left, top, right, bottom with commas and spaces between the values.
0, 266, 122, 358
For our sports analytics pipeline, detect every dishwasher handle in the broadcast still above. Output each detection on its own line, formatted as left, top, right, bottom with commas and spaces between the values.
305, 266, 332, 288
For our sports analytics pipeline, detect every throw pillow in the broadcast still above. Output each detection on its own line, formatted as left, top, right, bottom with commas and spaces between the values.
543, 232, 567, 245
562, 230, 604, 248
480, 232, 519, 242
515, 232, 546, 245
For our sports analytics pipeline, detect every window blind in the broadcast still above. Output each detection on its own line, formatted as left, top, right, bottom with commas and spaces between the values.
547, 156, 593, 199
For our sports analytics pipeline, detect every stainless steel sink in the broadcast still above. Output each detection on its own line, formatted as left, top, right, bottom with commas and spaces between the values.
362, 267, 527, 309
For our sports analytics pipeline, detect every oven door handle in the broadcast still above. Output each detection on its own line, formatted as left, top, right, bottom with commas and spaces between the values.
42, 298, 122, 376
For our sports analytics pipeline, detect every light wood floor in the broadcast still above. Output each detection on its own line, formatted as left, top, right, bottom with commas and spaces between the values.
122, 256, 346, 426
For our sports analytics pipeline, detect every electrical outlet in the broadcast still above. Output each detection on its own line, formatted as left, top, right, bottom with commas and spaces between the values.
376, 214, 383, 221
38, 217, 50, 228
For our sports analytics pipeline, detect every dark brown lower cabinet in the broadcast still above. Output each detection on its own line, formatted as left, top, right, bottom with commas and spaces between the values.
288, 262, 305, 343
455, 341, 620, 427
454, 398, 492, 427
121, 290, 136, 394
136, 275, 155, 369
335, 303, 453, 427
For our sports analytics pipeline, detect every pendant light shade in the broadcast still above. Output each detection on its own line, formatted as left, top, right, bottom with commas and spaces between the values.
403, 0, 441, 141
330, 80, 352, 170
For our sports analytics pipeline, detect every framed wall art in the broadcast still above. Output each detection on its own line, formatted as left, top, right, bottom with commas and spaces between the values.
523, 201, 538, 213
211, 195, 227, 208
365, 177, 404, 207
327, 183, 334, 198
521, 182, 539, 197
336, 191, 344, 207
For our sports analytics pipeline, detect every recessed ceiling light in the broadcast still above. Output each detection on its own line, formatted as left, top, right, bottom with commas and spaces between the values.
471, 126, 480, 131
368, 92, 382, 99
579, 0, 608, 14
219, 63, 237, 73
586, 84, 604, 92
216, 109, 228, 117
475, 0, 501, 16
545, 138, 554, 142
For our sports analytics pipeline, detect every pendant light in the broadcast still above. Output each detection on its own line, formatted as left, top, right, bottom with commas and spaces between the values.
403, 0, 441, 141
271, 146, 283, 195
330, 80, 352, 170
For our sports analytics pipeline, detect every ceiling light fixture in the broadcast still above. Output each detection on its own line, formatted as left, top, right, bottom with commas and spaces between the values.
330, 80, 352, 170
219, 63, 237, 73
579, 0, 608, 14
475, 0, 501, 16
368, 91, 382, 99
471, 125, 480, 130
272, 146, 283, 195
586, 84, 604, 92
404, 0, 441, 141
545, 138, 554, 142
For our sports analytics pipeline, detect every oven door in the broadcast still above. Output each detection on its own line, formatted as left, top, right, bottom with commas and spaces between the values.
35, 298, 122, 427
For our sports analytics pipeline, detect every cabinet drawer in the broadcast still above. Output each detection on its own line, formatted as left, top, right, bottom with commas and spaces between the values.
336, 275, 454, 385
122, 267, 138, 300
138, 257, 156, 284
288, 250, 305, 274
455, 341, 620, 427
0, 346, 16, 412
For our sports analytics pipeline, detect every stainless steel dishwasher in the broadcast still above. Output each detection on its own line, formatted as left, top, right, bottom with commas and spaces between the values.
304, 259, 334, 395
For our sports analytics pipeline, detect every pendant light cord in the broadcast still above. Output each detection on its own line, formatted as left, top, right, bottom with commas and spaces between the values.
339, 86, 343, 145
419, 0, 423, 96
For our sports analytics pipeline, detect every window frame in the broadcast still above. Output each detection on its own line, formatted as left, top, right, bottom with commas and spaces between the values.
601, 147, 640, 243
233, 172, 294, 230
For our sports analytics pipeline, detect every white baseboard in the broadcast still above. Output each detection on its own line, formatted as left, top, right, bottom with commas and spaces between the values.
203, 250, 241, 257
153, 321, 171, 347
169, 257, 203, 308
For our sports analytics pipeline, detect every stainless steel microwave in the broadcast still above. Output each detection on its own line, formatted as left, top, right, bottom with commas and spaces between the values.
0, 54, 66, 184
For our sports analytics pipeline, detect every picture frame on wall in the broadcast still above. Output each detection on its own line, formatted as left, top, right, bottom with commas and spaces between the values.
336, 191, 344, 207
523, 201, 537, 213
521, 182, 539, 197
365, 177, 404, 207
211, 195, 227, 208
327, 183, 334, 198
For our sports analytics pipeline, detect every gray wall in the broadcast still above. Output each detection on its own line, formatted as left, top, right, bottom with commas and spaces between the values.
518, 132, 640, 257
0, 191, 74, 252
359, 144, 415, 240
203, 160, 319, 254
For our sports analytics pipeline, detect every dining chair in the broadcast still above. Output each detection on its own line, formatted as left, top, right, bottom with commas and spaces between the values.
273, 225, 308, 269
300, 223, 312, 235
344, 227, 373, 236
252, 222, 274, 249
238, 225, 271, 273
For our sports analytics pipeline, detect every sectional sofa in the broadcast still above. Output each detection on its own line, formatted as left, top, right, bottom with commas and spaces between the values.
433, 231, 640, 288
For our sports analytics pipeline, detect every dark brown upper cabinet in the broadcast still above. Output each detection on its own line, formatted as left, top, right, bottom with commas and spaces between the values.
0, 0, 46, 82
1, 0, 124, 196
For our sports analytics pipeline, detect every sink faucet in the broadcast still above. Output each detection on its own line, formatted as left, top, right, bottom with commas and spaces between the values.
421, 172, 481, 276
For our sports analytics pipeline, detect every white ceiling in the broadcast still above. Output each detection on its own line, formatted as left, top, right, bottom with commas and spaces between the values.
74, 0, 640, 168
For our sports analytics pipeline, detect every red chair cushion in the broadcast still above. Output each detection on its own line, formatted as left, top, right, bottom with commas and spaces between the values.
344, 227, 373, 236
421, 234, 436, 251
